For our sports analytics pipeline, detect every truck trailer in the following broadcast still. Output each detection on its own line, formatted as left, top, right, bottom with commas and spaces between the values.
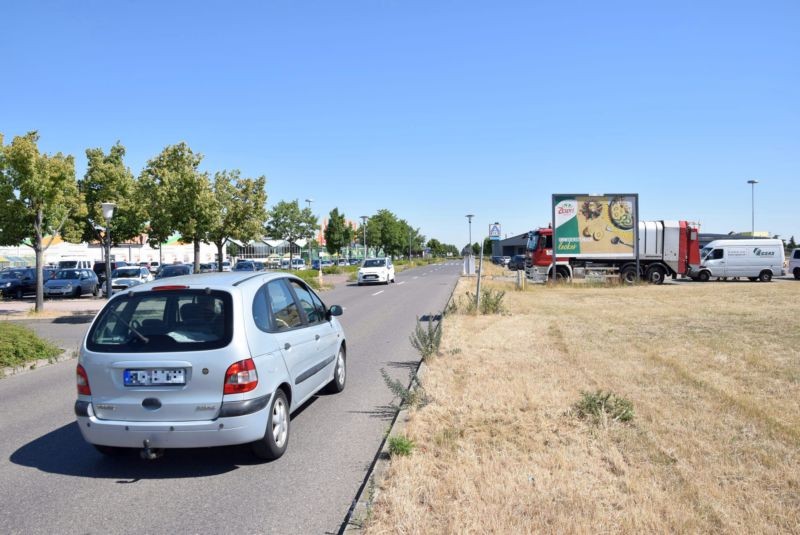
524, 221, 702, 284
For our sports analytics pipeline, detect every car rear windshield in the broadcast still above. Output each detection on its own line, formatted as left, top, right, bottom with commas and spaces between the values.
113, 268, 141, 278
87, 289, 233, 353
363, 259, 386, 267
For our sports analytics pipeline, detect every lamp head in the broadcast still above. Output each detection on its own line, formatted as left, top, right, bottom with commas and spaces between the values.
101, 202, 117, 221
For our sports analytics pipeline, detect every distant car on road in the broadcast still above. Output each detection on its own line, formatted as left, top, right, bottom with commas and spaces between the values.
357, 257, 395, 285
789, 248, 800, 280
155, 264, 193, 279
45, 269, 99, 298
93, 261, 128, 285
234, 261, 256, 272
507, 255, 526, 271
75, 271, 347, 461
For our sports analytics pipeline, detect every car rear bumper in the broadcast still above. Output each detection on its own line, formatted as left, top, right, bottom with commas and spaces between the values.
75, 397, 270, 448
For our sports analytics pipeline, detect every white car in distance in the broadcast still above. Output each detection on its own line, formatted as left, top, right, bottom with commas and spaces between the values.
76, 271, 347, 461
357, 257, 395, 285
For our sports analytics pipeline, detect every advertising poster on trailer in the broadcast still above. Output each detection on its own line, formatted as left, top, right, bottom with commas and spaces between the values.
552, 194, 638, 258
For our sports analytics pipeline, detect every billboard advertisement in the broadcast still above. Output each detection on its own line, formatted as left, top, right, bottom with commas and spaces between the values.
552, 194, 638, 258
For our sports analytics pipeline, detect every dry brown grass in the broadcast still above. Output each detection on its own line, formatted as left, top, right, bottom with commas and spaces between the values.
366, 277, 800, 534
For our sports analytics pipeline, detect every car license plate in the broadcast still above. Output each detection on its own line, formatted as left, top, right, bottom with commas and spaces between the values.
124, 368, 186, 386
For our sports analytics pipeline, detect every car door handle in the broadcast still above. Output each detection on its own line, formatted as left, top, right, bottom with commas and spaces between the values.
284, 343, 291, 350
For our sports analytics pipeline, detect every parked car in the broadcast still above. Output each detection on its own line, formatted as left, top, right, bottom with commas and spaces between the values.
198, 263, 215, 273
234, 261, 256, 272
155, 264, 194, 279
291, 258, 306, 270
102, 266, 153, 296
221, 261, 232, 272
337, 258, 348, 267
93, 261, 128, 284
1, 267, 56, 299
75, 271, 346, 461
357, 257, 395, 285
789, 248, 800, 280
45, 269, 99, 297
508, 255, 527, 271
348, 258, 361, 266
254, 261, 266, 272
490, 256, 504, 265
148, 262, 160, 274
58, 259, 93, 270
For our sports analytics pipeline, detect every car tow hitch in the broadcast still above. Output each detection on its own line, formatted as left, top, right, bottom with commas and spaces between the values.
140, 439, 164, 460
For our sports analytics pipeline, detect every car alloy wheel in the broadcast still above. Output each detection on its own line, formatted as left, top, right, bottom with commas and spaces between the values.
252, 389, 290, 460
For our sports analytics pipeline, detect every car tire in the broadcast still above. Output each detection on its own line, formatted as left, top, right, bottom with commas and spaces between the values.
325, 347, 346, 394
74, 286, 82, 298
252, 389, 290, 461
759, 270, 772, 282
698, 270, 711, 282
93, 444, 128, 457
794, 268, 800, 280
92, 285, 99, 297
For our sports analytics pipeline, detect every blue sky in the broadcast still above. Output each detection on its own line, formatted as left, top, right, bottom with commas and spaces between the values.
2, 0, 798, 246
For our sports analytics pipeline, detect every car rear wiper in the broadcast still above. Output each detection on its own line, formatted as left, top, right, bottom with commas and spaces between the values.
109, 310, 149, 344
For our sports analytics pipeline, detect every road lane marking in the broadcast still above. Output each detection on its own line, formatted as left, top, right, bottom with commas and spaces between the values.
397, 281, 405, 285
413, 276, 419, 279
372, 290, 384, 296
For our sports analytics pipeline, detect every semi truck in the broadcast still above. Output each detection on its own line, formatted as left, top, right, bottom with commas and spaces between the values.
524, 221, 702, 284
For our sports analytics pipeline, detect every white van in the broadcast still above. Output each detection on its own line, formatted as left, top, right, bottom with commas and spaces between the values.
58, 258, 93, 270
788, 248, 800, 280
691, 239, 785, 282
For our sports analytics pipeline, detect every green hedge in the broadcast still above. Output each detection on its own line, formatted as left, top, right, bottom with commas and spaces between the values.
0, 323, 62, 369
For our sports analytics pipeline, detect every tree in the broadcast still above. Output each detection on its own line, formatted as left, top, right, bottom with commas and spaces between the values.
324, 208, 353, 258
206, 170, 268, 271
266, 200, 317, 266
139, 143, 217, 272
79, 142, 147, 249
0, 132, 84, 312
788, 236, 797, 251
366, 209, 406, 257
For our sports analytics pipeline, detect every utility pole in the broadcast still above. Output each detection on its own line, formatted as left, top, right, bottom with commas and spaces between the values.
747, 180, 758, 235
360, 215, 368, 258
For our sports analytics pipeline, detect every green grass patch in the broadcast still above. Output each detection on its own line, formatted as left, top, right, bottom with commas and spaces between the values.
0, 323, 62, 369
573, 390, 635, 424
288, 270, 322, 289
387, 435, 415, 457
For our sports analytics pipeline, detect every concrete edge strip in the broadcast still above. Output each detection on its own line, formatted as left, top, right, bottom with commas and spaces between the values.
340, 270, 462, 533
1, 348, 76, 379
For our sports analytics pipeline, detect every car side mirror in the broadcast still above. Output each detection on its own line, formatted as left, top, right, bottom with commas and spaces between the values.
327, 305, 343, 319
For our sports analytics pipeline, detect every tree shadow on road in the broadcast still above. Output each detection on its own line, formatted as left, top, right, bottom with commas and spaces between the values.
347, 405, 397, 421
10, 422, 269, 481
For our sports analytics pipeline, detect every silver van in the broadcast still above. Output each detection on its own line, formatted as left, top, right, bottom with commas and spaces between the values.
691, 239, 785, 282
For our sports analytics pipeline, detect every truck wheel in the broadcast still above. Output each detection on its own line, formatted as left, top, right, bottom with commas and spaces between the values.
794, 268, 800, 280
646, 265, 666, 285
758, 270, 772, 282
697, 271, 710, 282
620, 266, 638, 284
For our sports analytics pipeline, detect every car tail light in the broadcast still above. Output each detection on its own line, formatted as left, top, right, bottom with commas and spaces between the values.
76, 364, 91, 396
223, 359, 258, 394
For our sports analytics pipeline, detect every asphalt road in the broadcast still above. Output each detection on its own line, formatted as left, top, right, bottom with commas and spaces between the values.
0, 262, 462, 535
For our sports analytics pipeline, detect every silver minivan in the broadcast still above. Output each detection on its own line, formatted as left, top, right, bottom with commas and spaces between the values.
75, 272, 346, 460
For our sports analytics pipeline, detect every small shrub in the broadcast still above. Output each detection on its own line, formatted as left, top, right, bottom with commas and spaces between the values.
388, 435, 415, 457
574, 390, 635, 424
380, 368, 427, 408
448, 347, 462, 355
409, 316, 442, 360
479, 288, 506, 315
291, 270, 322, 289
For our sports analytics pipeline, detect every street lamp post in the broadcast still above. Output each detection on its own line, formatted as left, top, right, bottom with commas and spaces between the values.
101, 202, 116, 299
747, 180, 759, 235
360, 216, 368, 259
305, 198, 313, 268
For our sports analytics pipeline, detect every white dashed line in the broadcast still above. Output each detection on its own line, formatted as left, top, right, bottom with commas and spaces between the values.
397, 281, 405, 285
372, 290, 384, 296
413, 276, 419, 279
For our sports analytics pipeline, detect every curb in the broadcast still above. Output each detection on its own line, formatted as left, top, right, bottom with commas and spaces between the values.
1, 348, 76, 379
340, 273, 462, 533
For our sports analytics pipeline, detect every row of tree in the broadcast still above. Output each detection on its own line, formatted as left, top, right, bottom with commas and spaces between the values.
0, 131, 460, 311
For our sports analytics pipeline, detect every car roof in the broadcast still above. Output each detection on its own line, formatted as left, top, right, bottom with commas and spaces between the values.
122, 271, 295, 295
